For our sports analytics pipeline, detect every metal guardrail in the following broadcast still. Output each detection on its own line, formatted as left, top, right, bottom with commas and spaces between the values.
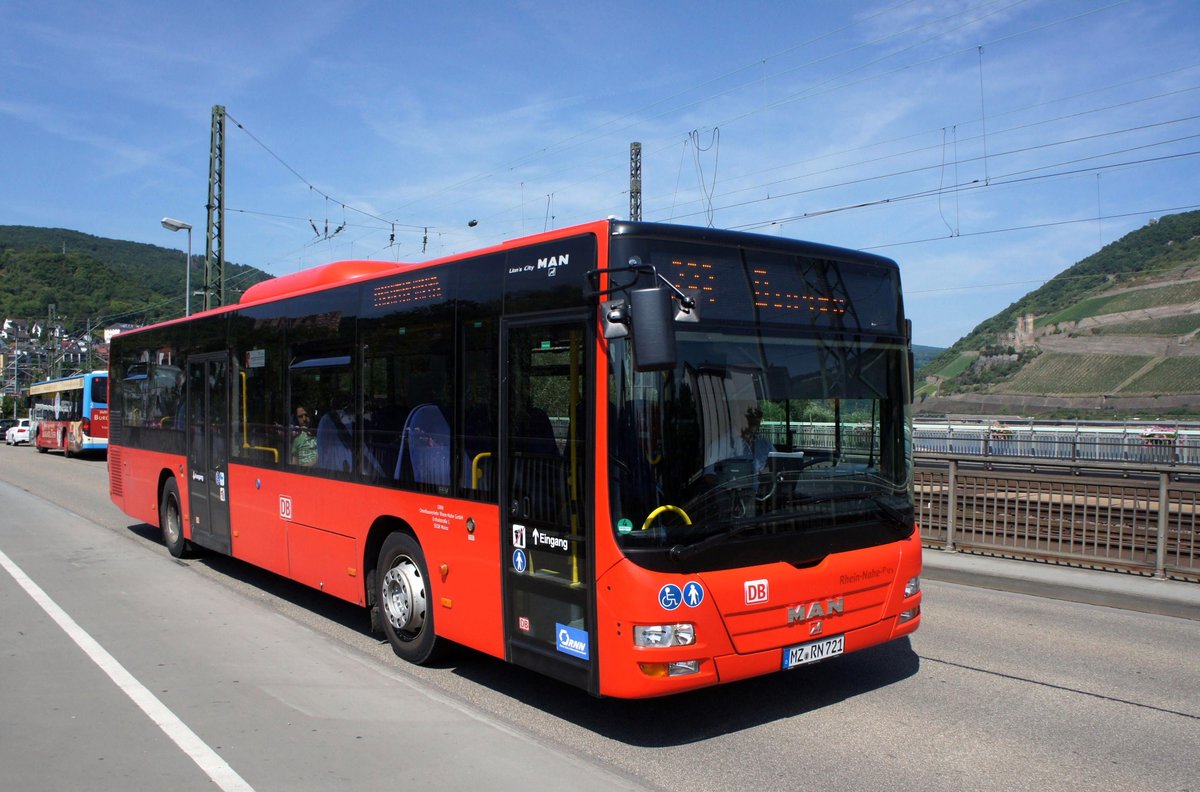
763, 421, 1200, 466
914, 456, 1200, 582
757, 421, 1200, 580
912, 423, 1200, 466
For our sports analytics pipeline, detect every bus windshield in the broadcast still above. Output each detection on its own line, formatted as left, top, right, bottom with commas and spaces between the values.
605, 241, 913, 572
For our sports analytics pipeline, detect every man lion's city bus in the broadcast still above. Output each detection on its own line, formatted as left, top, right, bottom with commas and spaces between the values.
107, 220, 921, 698
30, 370, 109, 456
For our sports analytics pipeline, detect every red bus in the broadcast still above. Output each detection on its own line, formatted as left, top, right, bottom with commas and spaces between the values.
30, 370, 109, 456
107, 220, 921, 698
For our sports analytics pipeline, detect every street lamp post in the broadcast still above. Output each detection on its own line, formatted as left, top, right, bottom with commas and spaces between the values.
160, 217, 193, 316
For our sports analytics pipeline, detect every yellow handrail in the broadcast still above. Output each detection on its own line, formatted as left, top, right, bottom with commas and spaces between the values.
641, 504, 692, 532
239, 371, 279, 463
471, 452, 492, 489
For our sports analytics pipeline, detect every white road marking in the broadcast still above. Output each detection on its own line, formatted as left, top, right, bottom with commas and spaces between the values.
0, 547, 256, 792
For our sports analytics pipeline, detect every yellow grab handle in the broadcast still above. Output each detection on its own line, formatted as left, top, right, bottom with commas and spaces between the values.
641, 504, 692, 531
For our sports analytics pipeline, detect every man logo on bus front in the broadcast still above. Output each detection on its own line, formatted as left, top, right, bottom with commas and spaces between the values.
787, 597, 844, 627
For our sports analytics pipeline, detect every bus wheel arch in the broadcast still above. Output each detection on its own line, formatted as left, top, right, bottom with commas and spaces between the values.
373, 526, 444, 665
158, 473, 189, 558
363, 516, 414, 625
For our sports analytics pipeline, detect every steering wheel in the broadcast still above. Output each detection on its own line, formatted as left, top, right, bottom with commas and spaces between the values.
641, 504, 692, 532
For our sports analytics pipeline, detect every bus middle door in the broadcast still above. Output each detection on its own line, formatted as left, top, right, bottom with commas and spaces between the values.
500, 316, 596, 693
186, 353, 232, 554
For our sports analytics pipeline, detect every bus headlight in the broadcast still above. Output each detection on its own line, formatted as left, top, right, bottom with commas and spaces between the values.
903, 576, 921, 598
634, 623, 696, 647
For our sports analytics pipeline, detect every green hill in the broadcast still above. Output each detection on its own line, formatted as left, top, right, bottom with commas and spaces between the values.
0, 226, 272, 331
916, 210, 1200, 418
911, 344, 945, 372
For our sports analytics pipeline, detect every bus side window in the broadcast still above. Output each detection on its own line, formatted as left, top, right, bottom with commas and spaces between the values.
292, 366, 353, 474
459, 313, 498, 502
359, 309, 454, 491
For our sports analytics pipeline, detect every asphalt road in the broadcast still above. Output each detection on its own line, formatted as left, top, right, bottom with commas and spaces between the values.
1, 443, 1198, 791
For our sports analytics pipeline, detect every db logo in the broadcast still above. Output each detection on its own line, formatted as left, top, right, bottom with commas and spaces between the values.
279, 496, 293, 520
744, 579, 769, 605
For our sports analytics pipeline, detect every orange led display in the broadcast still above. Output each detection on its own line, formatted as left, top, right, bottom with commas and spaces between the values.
371, 275, 444, 309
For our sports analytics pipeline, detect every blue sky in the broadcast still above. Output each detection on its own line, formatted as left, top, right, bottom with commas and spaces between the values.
2, 0, 1197, 346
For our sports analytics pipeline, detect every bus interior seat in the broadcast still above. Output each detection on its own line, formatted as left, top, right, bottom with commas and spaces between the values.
395, 403, 451, 487
316, 411, 354, 472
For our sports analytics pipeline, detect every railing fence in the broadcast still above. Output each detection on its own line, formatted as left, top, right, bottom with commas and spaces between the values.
915, 459, 1200, 582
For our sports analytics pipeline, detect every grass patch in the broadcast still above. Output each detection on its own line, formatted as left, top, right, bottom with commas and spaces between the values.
1042, 281, 1200, 325
932, 353, 975, 380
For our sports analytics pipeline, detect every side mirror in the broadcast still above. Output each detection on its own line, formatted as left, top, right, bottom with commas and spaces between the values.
629, 286, 677, 371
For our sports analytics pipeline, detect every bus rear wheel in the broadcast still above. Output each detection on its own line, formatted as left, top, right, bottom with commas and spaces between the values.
160, 478, 189, 558
376, 532, 443, 664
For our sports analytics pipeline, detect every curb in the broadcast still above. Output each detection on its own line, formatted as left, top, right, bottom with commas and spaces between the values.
921, 548, 1200, 621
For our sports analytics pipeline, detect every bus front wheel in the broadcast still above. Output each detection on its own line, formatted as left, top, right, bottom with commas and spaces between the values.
160, 478, 189, 558
376, 532, 444, 665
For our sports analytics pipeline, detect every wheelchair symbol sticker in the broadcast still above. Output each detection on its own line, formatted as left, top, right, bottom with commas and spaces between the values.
512, 548, 527, 574
658, 584, 683, 611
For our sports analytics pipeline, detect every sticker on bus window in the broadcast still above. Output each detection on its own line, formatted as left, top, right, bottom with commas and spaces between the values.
530, 527, 569, 555
512, 524, 526, 549
512, 548, 527, 574
556, 623, 589, 660
617, 518, 633, 534
658, 584, 683, 611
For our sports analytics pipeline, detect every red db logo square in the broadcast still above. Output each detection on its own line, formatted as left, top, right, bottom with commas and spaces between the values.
744, 579, 769, 605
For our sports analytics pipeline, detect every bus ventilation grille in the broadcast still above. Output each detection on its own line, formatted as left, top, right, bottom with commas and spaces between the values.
109, 448, 123, 497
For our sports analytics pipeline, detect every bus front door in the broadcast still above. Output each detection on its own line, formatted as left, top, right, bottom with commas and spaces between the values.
500, 317, 595, 692
186, 353, 232, 554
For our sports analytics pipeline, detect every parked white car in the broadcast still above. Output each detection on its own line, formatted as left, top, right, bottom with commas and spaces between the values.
5, 418, 31, 445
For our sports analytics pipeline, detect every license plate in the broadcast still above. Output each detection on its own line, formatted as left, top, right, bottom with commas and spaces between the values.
782, 635, 845, 669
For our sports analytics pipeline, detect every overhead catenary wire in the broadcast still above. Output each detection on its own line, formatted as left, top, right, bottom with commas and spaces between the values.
697, 120, 1200, 229
867, 202, 1200, 255
218, 0, 1191, 276
730, 148, 1200, 233
443, 19, 1185, 241
367, 0, 1047, 226
225, 111, 431, 234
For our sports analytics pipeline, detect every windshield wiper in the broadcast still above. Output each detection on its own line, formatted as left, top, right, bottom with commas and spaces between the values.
871, 494, 914, 533
668, 519, 766, 564
668, 491, 911, 564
